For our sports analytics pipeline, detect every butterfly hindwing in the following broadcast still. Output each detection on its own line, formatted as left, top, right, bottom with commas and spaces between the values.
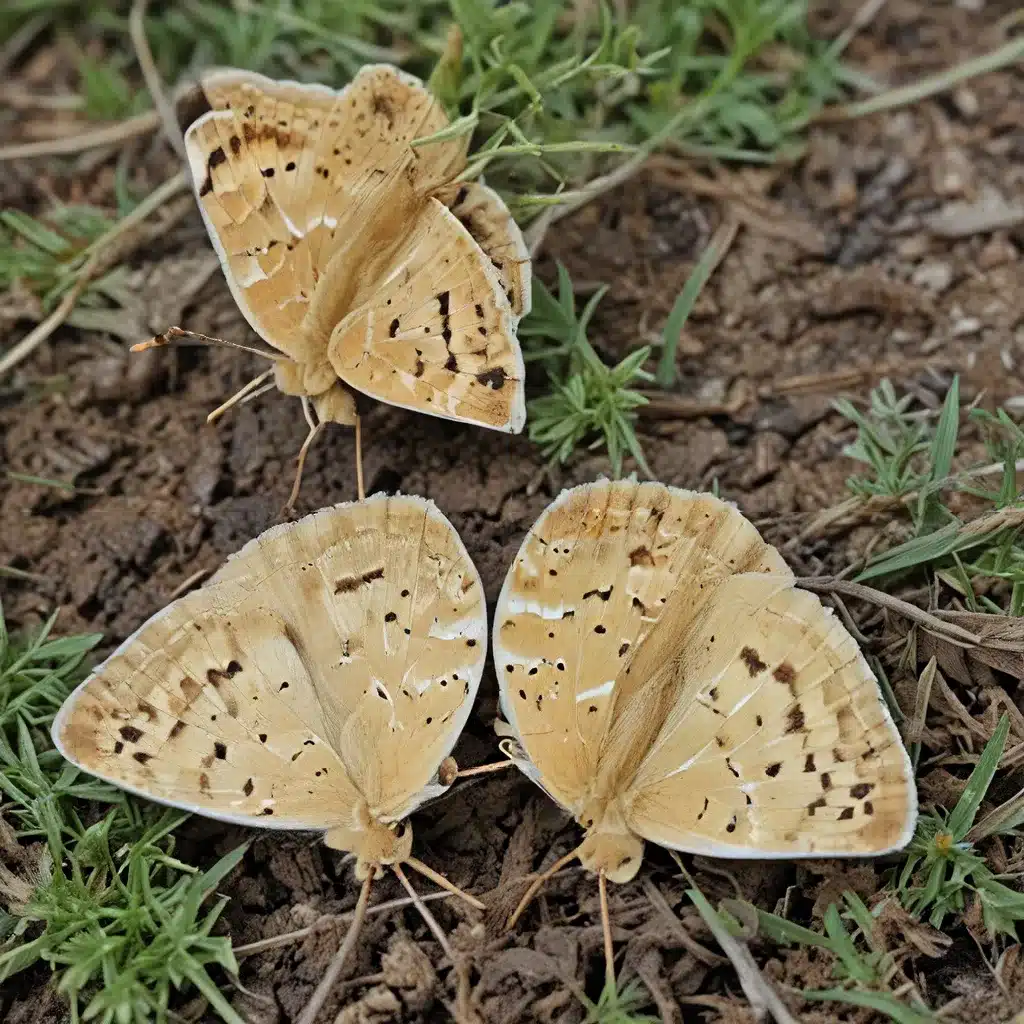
450, 180, 532, 321
53, 495, 487, 831
327, 197, 526, 432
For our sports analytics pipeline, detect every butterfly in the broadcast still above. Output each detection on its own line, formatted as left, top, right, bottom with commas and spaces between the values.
142, 63, 531, 506
52, 493, 488, 907
491, 479, 917, 948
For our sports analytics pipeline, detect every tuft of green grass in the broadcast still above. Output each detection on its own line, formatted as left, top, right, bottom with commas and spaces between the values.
582, 978, 659, 1024
894, 713, 1024, 939
747, 893, 940, 1023
834, 378, 1024, 608
0, 602, 248, 1024
520, 264, 653, 477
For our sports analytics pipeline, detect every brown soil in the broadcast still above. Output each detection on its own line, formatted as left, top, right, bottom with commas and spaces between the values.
3, 2, 1024, 1022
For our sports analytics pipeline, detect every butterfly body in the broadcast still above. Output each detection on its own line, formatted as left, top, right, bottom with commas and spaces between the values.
184, 63, 529, 433
494, 480, 917, 881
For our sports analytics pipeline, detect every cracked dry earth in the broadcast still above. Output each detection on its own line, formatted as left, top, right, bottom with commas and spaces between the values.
3, 2, 1024, 1022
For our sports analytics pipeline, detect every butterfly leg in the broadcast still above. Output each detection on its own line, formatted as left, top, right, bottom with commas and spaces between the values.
206, 368, 275, 424
283, 397, 323, 514
355, 414, 365, 501
598, 870, 616, 990
404, 855, 486, 910
393, 862, 455, 961
295, 866, 375, 1024
506, 845, 581, 931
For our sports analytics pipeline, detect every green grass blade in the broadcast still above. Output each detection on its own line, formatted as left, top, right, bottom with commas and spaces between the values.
948, 713, 1010, 840
803, 988, 938, 1024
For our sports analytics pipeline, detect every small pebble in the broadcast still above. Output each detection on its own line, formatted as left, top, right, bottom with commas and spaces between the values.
912, 262, 953, 293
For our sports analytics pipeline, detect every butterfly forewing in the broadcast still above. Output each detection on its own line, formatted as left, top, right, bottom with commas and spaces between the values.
53, 495, 487, 831
493, 480, 916, 858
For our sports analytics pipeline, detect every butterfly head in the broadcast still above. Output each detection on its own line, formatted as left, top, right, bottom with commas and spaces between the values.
576, 830, 645, 884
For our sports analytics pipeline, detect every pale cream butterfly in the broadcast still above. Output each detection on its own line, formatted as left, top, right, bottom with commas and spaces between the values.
491, 480, 917, 975
52, 494, 489, 1015
137, 63, 531, 508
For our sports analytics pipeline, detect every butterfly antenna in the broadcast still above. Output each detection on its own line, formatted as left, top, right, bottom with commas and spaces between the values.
132, 326, 279, 361
404, 856, 486, 911
506, 845, 582, 932
283, 397, 323, 514
295, 866, 375, 1024
355, 414, 365, 501
206, 368, 275, 424
598, 869, 616, 991
392, 862, 455, 961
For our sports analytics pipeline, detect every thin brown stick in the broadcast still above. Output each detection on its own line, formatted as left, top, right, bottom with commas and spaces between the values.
598, 871, 615, 989
233, 890, 457, 959
690, 893, 802, 1024
403, 856, 486, 911
1, 171, 190, 378
295, 867, 374, 1024
355, 414, 365, 501
797, 577, 982, 647
0, 249, 103, 376
0, 109, 162, 161
392, 862, 455, 961
506, 846, 581, 931
641, 879, 727, 967
129, 0, 186, 159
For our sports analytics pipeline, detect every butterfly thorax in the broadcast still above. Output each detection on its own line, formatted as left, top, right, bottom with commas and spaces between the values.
273, 355, 336, 399
323, 806, 413, 878
576, 796, 645, 883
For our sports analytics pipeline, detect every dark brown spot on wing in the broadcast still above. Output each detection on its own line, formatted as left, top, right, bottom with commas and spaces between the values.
628, 546, 654, 567
740, 647, 767, 676
773, 662, 796, 684
119, 725, 143, 743
785, 704, 805, 734
335, 567, 385, 593
476, 367, 506, 390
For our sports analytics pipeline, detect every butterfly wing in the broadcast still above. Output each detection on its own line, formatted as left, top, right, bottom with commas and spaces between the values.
53, 495, 487, 830
184, 65, 465, 367
622, 573, 916, 856
327, 197, 526, 432
450, 180, 532, 321
492, 480, 788, 816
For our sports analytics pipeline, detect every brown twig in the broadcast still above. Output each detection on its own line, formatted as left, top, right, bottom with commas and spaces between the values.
295, 868, 375, 1024
0, 109, 163, 162
129, 0, 187, 160
0, 170, 190, 377
797, 577, 982, 647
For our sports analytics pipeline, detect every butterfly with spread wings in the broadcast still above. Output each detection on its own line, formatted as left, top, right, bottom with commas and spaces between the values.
140, 64, 530, 507
492, 480, 917, 980
52, 494, 490, 1019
